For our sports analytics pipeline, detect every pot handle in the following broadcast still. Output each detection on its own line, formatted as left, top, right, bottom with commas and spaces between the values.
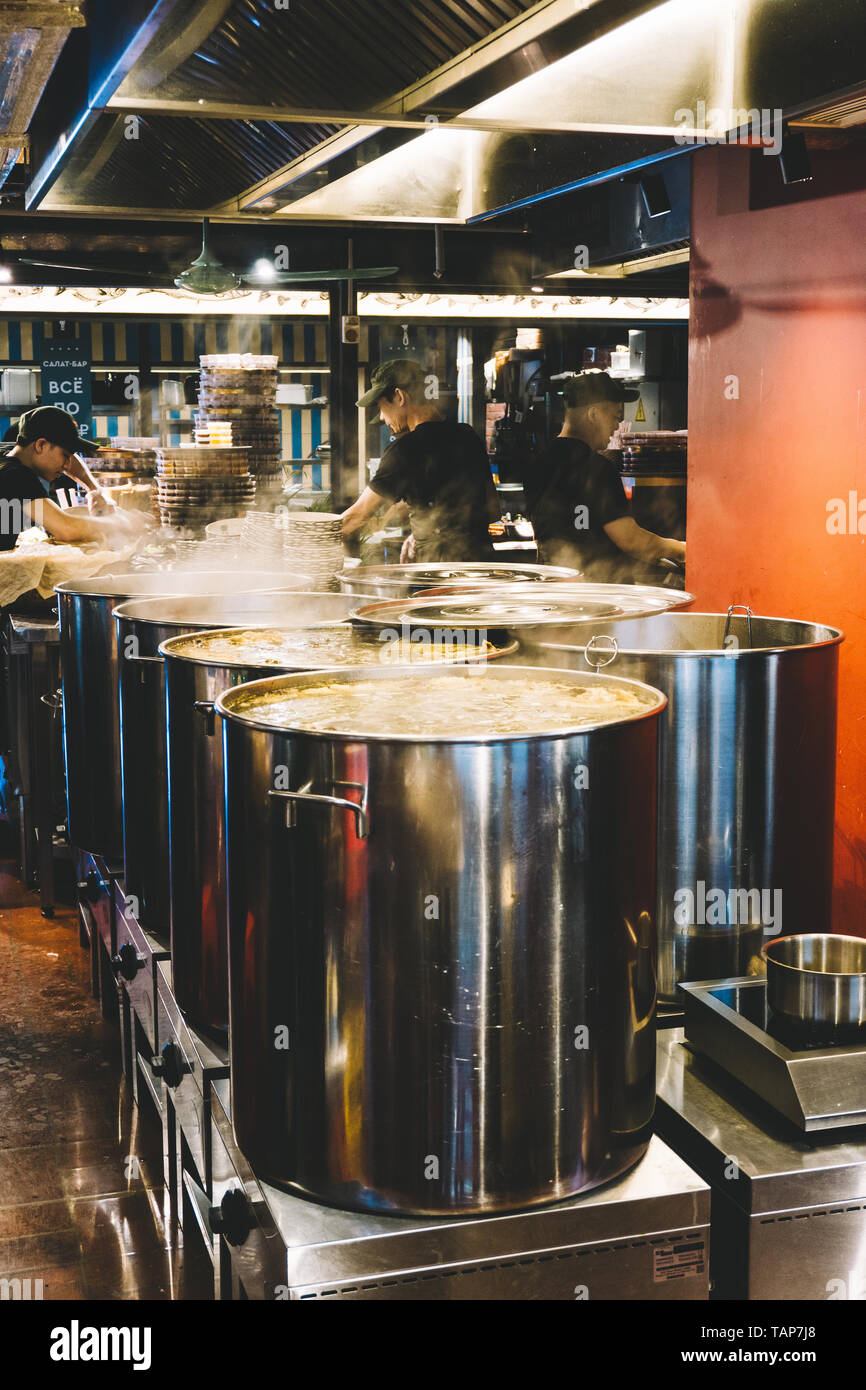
583, 633, 618, 670
124, 652, 164, 684
194, 700, 216, 735
724, 604, 753, 648
269, 780, 369, 840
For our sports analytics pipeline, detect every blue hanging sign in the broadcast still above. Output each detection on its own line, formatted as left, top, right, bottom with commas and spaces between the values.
40, 339, 93, 441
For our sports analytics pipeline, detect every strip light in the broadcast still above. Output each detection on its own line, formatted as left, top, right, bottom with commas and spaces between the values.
0, 286, 688, 320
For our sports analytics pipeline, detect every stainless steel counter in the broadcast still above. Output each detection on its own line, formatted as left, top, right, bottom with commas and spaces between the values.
656, 1029, 866, 1300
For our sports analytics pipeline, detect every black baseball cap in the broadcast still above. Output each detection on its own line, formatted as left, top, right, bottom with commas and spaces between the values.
563, 372, 639, 409
356, 358, 426, 411
17, 405, 99, 456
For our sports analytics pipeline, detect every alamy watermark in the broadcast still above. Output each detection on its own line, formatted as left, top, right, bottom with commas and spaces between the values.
673, 881, 782, 930
826, 492, 866, 535
674, 102, 783, 157
1, 1276, 43, 1300
377, 624, 491, 671
49, 1322, 151, 1370
0, 498, 26, 537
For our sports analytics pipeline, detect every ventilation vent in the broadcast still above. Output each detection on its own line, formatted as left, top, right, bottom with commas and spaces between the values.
793, 92, 866, 129
296, 1228, 706, 1299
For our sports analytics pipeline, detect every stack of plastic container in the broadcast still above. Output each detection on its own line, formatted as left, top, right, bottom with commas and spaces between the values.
197, 354, 281, 481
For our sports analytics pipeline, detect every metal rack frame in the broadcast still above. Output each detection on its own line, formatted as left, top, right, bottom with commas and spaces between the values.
657, 1029, 866, 1300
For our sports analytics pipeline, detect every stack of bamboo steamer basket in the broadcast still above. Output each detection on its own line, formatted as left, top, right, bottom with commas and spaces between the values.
154, 445, 255, 529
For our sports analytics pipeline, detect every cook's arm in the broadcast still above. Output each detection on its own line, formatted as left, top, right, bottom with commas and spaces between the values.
25, 495, 147, 543
603, 516, 685, 566
61, 454, 101, 493
60, 454, 119, 515
341, 487, 387, 539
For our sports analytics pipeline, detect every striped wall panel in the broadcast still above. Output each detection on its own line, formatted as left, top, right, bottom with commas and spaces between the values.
0, 315, 332, 491
0, 316, 329, 367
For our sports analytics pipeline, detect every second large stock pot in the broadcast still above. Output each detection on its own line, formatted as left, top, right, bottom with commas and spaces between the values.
113, 591, 356, 932
217, 664, 666, 1215
56, 570, 309, 860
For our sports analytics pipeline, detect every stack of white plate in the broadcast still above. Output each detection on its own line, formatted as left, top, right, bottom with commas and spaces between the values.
199, 534, 241, 565
283, 512, 345, 590
240, 511, 287, 564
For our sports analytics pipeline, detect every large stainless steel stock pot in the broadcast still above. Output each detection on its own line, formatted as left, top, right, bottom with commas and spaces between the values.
217, 664, 667, 1216
113, 592, 356, 933
523, 612, 843, 999
55, 571, 311, 861
159, 625, 518, 1034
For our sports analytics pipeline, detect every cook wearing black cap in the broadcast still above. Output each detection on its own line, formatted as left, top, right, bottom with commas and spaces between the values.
341, 359, 499, 562
0, 406, 147, 551
525, 372, 686, 581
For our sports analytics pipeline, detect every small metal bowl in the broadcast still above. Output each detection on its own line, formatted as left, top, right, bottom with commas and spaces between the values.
763, 933, 866, 1041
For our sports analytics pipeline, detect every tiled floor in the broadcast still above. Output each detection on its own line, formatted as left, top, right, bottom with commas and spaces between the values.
0, 855, 213, 1300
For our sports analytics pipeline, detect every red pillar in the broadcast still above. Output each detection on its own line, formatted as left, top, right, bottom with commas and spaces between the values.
687, 143, 866, 932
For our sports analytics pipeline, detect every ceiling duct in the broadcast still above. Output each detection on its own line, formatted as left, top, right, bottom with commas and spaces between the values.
0, 0, 84, 192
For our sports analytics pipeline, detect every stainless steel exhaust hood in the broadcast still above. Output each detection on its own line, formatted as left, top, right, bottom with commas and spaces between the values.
270, 0, 866, 224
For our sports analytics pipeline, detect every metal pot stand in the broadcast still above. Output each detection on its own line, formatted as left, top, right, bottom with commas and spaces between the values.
196, 1083, 710, 1302
656, 1026, 866, 1300
153, 960, 230, 1195
111, 878, 169, 1057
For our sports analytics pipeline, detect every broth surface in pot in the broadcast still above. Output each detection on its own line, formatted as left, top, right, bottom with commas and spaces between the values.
165, 625, 504, 666
232, 671, 653, 737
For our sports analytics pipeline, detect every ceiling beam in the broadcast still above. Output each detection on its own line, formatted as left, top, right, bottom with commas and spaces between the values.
0, 3, 85, 26
104, 94, 695, 139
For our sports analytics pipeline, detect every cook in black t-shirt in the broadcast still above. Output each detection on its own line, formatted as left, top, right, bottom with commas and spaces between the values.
0, 407, 149, 552
0, 445, 50, 552
525, 436, 633, 581
525, 371, 686, 581
342, 357, 499, 563
369, 420, 496, 563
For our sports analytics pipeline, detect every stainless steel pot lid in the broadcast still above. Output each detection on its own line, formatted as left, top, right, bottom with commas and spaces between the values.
55, 570, 312, 600
430, 581, 696, 612
339, 561, 580, 589
349, 585, 691, 631
533, 611, 842, 657
112, 591, 356, 629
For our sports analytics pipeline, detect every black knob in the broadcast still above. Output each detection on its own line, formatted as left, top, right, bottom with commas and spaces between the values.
211, 1189, 253, 1247
110, 943, 145, 980
150, 1041, 192, 1089
76, 871, 100, 903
